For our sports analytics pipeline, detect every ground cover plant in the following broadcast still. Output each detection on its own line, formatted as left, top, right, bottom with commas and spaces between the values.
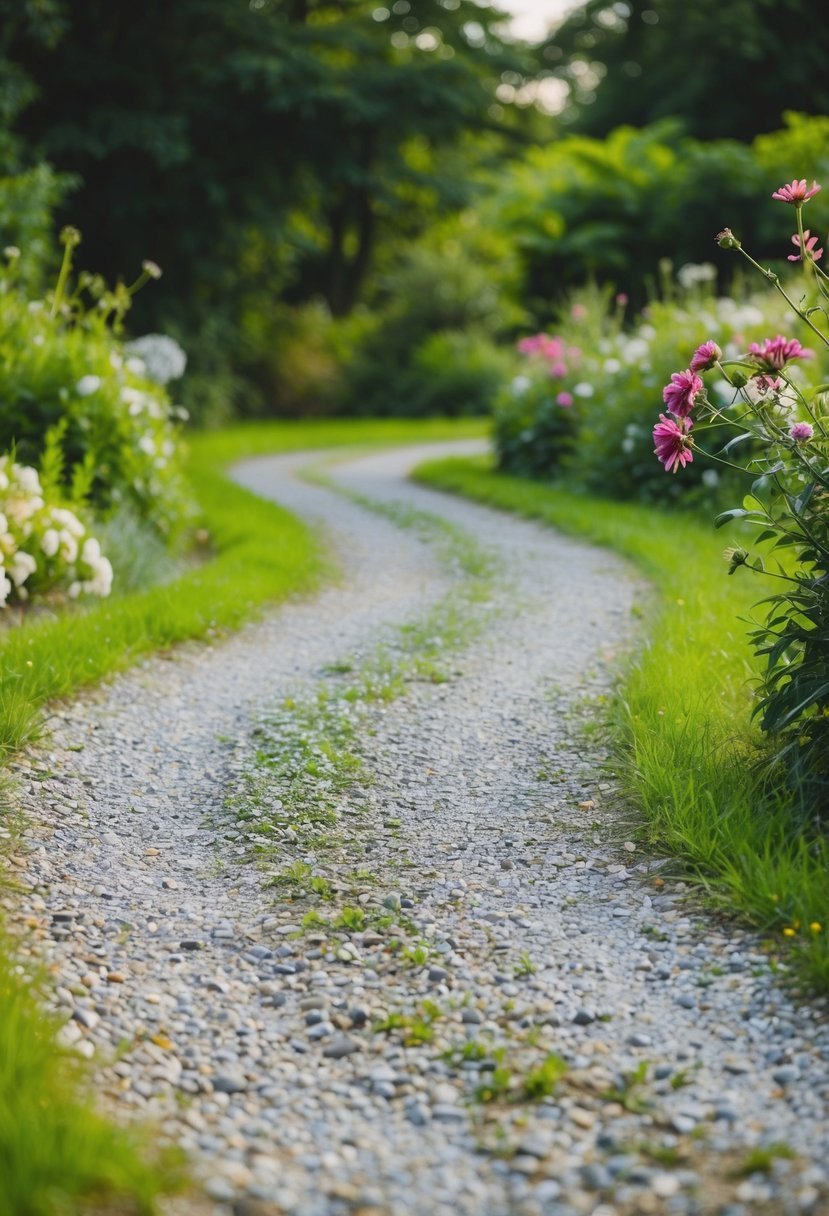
414, 454, 829, 991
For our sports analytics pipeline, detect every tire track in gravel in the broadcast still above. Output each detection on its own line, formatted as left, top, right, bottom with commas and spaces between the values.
7, 440, 829, 1216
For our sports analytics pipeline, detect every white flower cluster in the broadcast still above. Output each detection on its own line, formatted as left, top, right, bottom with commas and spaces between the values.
123, 333, 187, 386
0, 457, 112, 607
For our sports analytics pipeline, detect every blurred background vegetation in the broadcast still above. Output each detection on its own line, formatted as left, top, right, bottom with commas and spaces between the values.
1, 0, 827, 425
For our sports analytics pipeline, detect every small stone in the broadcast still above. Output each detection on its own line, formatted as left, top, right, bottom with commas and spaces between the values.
428, 966, 448, 983
573, 1008, 595, 1026
322, 1036, 360, 1059
213, 1073, 248, 1094
772, 1066, 799, 1085
628, 1032, 652, 1048
461, 1008, 482, 1025
676, 994, 696, 1009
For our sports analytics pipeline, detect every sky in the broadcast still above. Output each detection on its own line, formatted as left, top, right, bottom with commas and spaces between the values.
497, 0, 581, 41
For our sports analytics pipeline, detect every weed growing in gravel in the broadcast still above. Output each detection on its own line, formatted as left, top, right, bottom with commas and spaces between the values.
734, 1143, 795, 1176
603, 1060, 652, 1113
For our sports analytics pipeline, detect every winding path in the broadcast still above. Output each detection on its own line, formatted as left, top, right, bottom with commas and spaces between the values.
9, 441, 829, 1216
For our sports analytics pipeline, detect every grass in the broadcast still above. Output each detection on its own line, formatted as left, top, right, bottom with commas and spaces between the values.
0, 416, 484, 1215
414, 453, 829, 992
0, 951, 184, 1215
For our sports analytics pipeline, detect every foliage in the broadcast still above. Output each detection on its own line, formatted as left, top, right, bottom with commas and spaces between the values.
494, 277, 805, 505
547, 0, 829, 141
0, 944, 182, 1215
492, 332, 581, 477
338, 241, 519, 416
654, 187, 829, 814
2, 0, 539, 416
415, 454, 829, 991
0, 165, 68, 289
0, 232, 191, 537
0, 455, 111, 608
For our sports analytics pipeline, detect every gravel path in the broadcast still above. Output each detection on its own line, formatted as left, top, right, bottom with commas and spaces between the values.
6, 440, 829, 1216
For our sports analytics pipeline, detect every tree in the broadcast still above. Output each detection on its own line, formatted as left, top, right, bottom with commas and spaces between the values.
545, 0, 829, 141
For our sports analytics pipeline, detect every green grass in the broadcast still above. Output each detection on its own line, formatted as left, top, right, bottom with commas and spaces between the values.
0, 416, 484, 1215
0, 952, 184, 1215
414, 454, 829, 991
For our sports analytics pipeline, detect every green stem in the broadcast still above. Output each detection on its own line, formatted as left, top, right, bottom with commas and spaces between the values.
736, 247, 829, 352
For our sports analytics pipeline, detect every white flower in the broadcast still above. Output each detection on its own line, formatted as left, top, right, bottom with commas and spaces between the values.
677, 262, 717, 289
76, 374, 102, 397
68, 581, 81, 599
124, 334, 187, 385
121, 386, 145, 415
573, 382, 594, 398
50, 507, 85, 537
702, 469, 720, 487
9, 551, 36, 588
59, 532, 78, 564
638, 324, 657, 341
81, 537, 101, 566
126, 356, 146, 376
110, 351, 123, 370
0, 513, 6, 535
621, 436, 635, 453
138, 435, 156, 456
41, 528, 60, 558
0, 570, 11, 607
603, 358, 621, 374
14, 464, 42, 496
510, 375, 531, 397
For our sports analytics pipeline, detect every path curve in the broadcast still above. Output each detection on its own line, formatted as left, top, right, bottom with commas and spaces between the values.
8, 440, 829, 1216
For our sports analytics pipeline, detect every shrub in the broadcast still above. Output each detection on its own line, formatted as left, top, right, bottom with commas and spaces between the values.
0, 455, 112, 608
0, 231, 191, 538
493, 333, 582, 478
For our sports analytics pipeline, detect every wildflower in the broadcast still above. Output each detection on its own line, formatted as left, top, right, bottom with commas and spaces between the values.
662, 369, 703, 418
41, 529, 60, 558
556, 392, 573, 407
510, 375, 531, 397
76, 374, 102, 397
790, 422, 814, 442
573, 382, 594, 398
782, 927, 797, 937
715, 228, 741, 250
8, 551, 36, 588
141, 259, 162, 280
550, 361, 567, 378
4, 246, 20, 260
615, 292, 628, 306
690, 341, 722, 373
748, 335, 813, 371
653, 413, 694, 473
771, 179, 821, 205
810, 922, 823, 933
788, 229, 824, 263
677, 262, 717, 290
123, 333, 187, 385
570, 303, 587, 320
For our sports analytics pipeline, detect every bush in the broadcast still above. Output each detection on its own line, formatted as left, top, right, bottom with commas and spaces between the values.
495, 277, 824, 508
493, 333, 582, 478
0, 231, 191, 538
0, 454, 112, 608
338, 242, 520, 417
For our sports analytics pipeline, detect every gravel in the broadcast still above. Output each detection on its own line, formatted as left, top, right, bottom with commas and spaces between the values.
6, 439, 829, 1216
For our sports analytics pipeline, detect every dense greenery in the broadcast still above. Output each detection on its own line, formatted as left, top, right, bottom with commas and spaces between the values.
547, 0, 829, 140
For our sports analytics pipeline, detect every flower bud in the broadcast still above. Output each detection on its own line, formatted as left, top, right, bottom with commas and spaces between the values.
715, 228, 741, 250
724, 547, 749, 575
730, 371, 748, 388
142, 259, 162, 280
60, 225, 82, 248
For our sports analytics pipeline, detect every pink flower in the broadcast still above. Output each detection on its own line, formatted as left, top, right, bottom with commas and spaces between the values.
550, 361, 567, 378
788, 229, 824, 263
556, 391, 573, 407
772, 179, 822, 205
653, 414, 694, 474
748, 335, 813, 371
662, 369, 704, 418
752, 374, 785, 394
790, 422, 814, 442
690, 340, 722, 373
615, 292, 629, 306
570, 304, 587, 321
517, 333, 566, 361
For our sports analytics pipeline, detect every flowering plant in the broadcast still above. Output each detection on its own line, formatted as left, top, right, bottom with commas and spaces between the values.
0, 230, 191, 538
493, 332, 581, 478
0, 456, 112, 608
652, 179, 829, 812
